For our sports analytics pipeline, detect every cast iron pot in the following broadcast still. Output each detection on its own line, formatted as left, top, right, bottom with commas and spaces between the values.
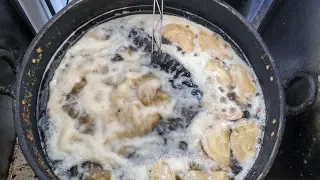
5, 0, 317, 179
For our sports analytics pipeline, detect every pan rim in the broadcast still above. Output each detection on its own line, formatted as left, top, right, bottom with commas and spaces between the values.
14, 0, 285, 180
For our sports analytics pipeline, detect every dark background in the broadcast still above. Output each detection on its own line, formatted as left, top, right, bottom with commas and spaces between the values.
263, 0, 320, 179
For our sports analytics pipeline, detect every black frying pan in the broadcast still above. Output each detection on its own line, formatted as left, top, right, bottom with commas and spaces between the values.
0, 0, 316, 179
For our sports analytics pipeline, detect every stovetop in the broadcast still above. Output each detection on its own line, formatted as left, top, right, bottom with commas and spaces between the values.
1, 0, 320, 179
0, 0, 32, 179
263, 0, 320, 179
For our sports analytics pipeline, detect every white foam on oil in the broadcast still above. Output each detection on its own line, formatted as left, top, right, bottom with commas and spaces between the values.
42, 14, 266, 180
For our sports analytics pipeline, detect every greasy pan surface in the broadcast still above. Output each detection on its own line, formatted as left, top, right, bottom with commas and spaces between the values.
14, 0, 284, 179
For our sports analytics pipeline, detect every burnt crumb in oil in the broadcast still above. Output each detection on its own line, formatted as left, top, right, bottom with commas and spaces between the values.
218, 86, 225, 93
168, 118, 185, 131
155, 107, 200, 135
194, 53, 198, 56
231, 165, 243, 175
124, 149, 136, 159
150, 51, 196, 92
68, 165, 79, 177
111, 54, 124, 62
231, 166, 243, 176
242, 110, 251, 118
181, 70, 191, 78
215, 57, 220, 60
71, 78, 87, 95
154, 119, 170, 135
182, 108, 200, 125
191, 89, 203, 100
104, 28, 114, 40
182, 80, 197, 88
177, 46, 183, 51
189, 162, 202, 171
246, 103, 252, 108
256, 92, 260, 96
227, 92, 237, 101
155, 127, 164, 136
152, 53, 175, 72
62, 104, 77, 119
179, 141, 188, 151
161, 37, 171, 45
82, 161, 102, 170
129, 28, 152, 51
131, 29, 137, 35
230, 158, 243, 175
67, 162, 103, 178
80, 125, 94, 135
129, 153, 141, 160
79, 113, 93, 125
169, 79, 182, 89
164, 138, 167, 145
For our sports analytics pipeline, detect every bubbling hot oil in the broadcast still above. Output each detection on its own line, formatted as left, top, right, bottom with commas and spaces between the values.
39, 14, 266, 180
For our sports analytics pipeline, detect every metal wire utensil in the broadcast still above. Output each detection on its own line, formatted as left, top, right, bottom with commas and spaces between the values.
152, 0, 164, 53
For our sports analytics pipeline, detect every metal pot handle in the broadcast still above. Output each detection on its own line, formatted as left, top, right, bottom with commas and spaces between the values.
0, 49, 17, 98
284, 72, 317, 115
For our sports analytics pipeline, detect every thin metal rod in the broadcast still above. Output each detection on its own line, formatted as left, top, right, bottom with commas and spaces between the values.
160, 0, 163, 50
152, 0, 164, 53
152, 0, 156, 52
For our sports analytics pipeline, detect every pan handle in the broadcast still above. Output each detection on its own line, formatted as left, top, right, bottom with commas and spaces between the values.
284, 72, 317, 115
0, 49, 17, 98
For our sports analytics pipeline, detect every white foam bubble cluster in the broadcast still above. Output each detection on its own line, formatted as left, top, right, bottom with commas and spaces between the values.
42, 14, 266, 180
